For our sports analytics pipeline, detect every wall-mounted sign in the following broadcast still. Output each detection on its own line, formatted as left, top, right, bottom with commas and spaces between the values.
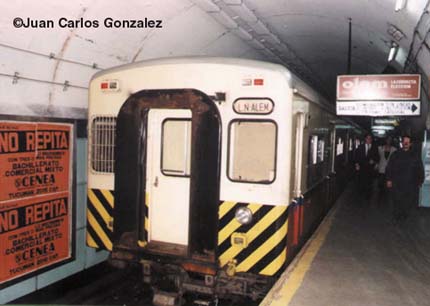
0, 121, 73, 284
233, 98, 274, 114
336, 101, 420, 116
337, 74, 421, 101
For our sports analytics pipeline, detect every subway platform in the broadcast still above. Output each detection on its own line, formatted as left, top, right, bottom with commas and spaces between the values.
261, 184, 430, 306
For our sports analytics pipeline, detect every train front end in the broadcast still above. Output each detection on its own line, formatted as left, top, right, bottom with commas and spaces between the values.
86, 58, 293, 300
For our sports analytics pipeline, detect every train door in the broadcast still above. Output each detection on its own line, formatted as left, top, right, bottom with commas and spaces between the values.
146, 109, 191, 246
114, 89, 221, 262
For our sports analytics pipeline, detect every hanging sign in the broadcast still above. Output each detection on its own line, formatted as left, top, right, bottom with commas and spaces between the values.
336, 101, 421, 116
336, 74, 421, 116
337, 74, 421, 101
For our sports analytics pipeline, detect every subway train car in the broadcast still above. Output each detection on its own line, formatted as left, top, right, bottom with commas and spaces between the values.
86, 57, 362, 301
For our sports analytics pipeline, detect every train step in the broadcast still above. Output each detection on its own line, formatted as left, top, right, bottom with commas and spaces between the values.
152, 290, 183, 306
192, 298, 218, 306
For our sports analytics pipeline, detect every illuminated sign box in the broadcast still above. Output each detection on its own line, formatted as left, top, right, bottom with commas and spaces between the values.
336, 74, 421, 116
337, 101, 420, 116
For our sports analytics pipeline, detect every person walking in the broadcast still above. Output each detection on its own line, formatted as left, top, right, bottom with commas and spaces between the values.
355, 133, 379, 199
377, 136, 396, 197
385, 135, 424, 223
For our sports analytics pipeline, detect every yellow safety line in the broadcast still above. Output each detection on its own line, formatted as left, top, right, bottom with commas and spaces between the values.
87, 209, 113, 250
88, 189, 111, 222
219, 206, 286, 266
218, 203, 262, 245
259, 207, 336, 306
100, 189, 114, 207
260, 248, 287, 276
219, 201, 236, 219
236, 220, 288, 272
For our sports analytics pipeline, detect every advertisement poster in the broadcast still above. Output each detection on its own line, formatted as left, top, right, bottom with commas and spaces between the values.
0, 121, 72, 284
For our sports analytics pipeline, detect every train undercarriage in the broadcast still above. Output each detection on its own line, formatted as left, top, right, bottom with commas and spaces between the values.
110, 248, 275, 305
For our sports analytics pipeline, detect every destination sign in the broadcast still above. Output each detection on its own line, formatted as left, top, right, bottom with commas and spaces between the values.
233, 98, 274, 114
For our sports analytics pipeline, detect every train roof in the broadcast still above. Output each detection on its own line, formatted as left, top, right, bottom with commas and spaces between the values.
91, 56, 290, 80
91, 56, 339, 115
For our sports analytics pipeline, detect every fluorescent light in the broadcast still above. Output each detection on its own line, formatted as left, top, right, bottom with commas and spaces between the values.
374, 118, 399, 125
371, 125, 395, 130
395, 0, 407, 11
374, 130, 387, 135
388, 42, 398, 62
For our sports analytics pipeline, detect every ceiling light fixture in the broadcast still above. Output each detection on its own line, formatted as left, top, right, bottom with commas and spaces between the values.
387, 24, 405, 41
388, 42, 399, 62
374, 118, 399, 125
371, 125, 395, 130
395, 0, 407, 11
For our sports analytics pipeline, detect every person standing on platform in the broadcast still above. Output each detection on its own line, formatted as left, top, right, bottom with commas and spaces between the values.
354, 133, 379, 199
377, 136, 396, 197
386, 135, 424, 223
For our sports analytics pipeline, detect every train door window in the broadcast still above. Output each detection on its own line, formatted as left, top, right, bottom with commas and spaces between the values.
310, 135, 318, 165
228, 120, 277, 183
90, 116, 116, 173
309, 135, 325, 164
161, 119, 191, 176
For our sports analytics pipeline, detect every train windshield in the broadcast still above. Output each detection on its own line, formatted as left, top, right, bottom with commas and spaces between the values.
228, 120, 277, 184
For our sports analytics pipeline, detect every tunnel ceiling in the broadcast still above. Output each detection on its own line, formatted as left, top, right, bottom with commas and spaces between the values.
1, 0, 429, 119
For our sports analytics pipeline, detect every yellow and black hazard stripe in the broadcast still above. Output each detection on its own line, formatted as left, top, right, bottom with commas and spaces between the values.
86, 189, 114, 251
218, 201, 288, 276
138, 193, 150, 247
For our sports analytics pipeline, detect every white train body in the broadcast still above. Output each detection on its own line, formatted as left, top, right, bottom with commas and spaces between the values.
86, 57, 359, 299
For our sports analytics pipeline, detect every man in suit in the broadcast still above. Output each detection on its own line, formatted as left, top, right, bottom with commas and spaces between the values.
386, 135, 424, 223
354, 133, 379, 199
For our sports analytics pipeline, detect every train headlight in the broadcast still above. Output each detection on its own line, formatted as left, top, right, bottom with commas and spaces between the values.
235, 207, 253, 225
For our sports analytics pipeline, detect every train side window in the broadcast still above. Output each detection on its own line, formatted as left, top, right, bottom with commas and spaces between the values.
161, 119, 191, 177
355, 138, 360, 149
309, 135, 325, 165
309, 135, 318, 165
228, 120, 277, 184
336, 137, 344, 156
90, 116, 116, 173
317, 139, 325, 162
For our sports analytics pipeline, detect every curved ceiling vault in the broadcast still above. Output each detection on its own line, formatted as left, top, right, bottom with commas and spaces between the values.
0, 0, 429, 121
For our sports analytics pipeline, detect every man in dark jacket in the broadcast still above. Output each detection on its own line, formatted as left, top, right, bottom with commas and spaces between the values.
386, 135, 424, 223
355, 133, 379, 199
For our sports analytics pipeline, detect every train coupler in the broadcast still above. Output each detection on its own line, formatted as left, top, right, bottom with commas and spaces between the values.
141, 260, 152, 284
